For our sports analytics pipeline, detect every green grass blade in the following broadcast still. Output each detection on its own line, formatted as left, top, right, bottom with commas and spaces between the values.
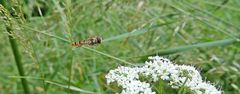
45, 80, 97, 94
102, 22, 171, 43
103, 28, 148, 42
0, 5, 30, 94
8, 76, 43, 80
7, 28, 30, 94
181, 1, 240, 32
201, 1, 240, 12
82, 46, 133, 65
23, 25, 70, 42
145, 38, 238, 56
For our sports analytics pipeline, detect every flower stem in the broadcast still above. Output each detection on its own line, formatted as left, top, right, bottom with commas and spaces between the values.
178, 78, 188, 94
159, 80, 163, 94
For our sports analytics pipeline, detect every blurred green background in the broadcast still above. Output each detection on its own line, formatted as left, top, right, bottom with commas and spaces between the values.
0, 0, 240, 94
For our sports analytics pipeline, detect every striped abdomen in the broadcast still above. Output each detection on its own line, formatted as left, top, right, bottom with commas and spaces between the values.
71, 36, 103, 47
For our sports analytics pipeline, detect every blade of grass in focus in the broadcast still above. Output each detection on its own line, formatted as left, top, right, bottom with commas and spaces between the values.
0, 5, 30, 94
144, 38, 238, 56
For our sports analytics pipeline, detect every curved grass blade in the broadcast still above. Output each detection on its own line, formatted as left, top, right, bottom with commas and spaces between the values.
144, 38, 238, 56
82, 46, 134, 65
201, 1, 240, 12
214, 0, 229, 11
181, 1, 240, 32
45, 80, 97, 94
103, 28, 148, 42
162, 0, 239, 39
103, 21, 175, 43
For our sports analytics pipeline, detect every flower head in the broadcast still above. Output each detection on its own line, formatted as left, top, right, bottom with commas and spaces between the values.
105, 56, 221, 94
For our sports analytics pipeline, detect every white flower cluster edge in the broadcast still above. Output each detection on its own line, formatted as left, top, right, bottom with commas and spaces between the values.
105, 56, 221, 94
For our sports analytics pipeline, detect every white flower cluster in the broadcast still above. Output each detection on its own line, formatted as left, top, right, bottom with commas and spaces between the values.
105, 56, 221, 94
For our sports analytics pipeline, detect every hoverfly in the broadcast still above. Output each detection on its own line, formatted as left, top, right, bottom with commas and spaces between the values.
71, 36, 103, 47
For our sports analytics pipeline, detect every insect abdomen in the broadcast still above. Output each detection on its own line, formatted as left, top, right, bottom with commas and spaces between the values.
71, 36, 103, 47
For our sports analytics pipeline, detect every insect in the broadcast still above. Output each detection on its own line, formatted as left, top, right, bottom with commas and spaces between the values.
71, 36, 103, 47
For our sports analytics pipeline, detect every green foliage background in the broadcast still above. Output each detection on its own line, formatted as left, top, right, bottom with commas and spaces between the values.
0, 0, 240, 94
